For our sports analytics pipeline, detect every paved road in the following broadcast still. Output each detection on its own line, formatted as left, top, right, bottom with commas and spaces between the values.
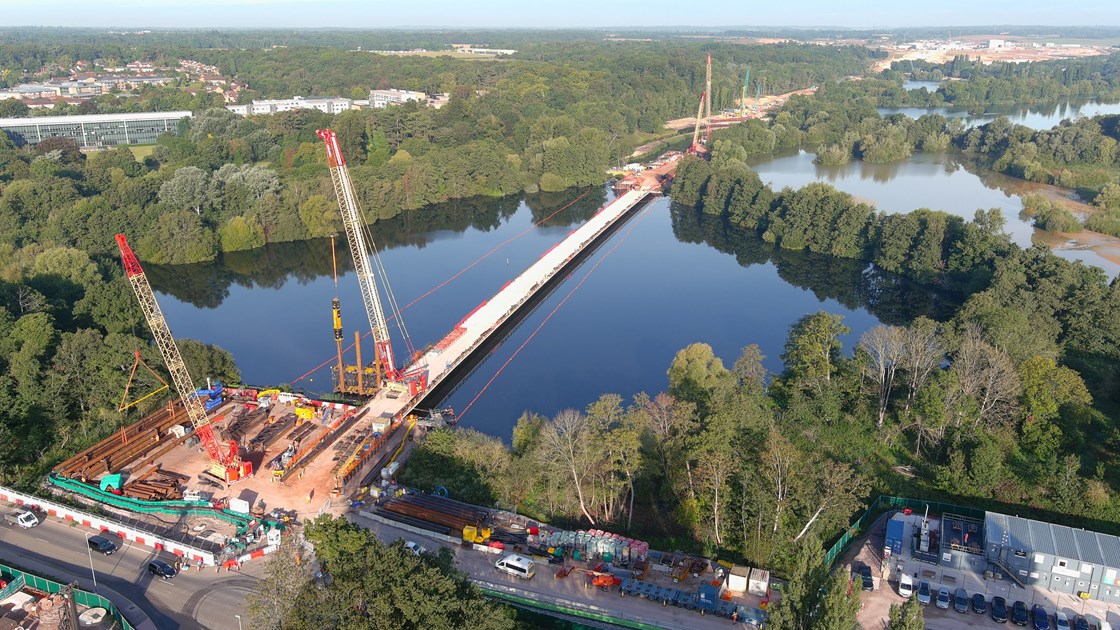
0, 512, 259, 630
348, 512, 760, 630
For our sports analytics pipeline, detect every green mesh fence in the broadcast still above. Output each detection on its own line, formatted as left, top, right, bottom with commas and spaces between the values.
1, 563, 135, 630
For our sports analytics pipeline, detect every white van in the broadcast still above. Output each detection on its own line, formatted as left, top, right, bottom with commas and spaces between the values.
495, 554, 536, 580
1098, 621, 1112, 630
898, 573, 913, 598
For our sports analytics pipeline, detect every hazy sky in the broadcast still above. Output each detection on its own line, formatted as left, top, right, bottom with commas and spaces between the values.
1, 0, 1116, 29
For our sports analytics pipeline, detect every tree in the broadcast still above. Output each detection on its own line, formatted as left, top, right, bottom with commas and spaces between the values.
158, 166, 209, 215
888, 595, 925, 630
951, 327, 1021, 429
667, 342, 728, 414
269, 515, 516, 630
782, 311, 850, 394
540, 409, 597, 524
246, 534, 310, 630
858, 324, 905, 429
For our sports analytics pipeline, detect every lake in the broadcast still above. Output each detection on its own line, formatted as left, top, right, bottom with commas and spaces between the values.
148, 190, 953, 439
878, 99, 1120, 130
747, 149, 1120, 276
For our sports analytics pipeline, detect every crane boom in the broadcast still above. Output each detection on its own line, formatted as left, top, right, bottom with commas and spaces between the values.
690, 90, 706, 153
317, 129, 397, 380
115, 234, 232, 469
704, 52, 712, 121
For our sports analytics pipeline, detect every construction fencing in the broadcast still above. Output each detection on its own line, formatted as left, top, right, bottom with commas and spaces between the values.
0, 563, 135, 630
822, 495, 986, 567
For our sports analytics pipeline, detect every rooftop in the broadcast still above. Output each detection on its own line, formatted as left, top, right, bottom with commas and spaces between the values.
985, 511, 1120, 567
0, 110, 192, 126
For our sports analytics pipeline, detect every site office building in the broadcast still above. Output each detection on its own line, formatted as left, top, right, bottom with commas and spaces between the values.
985, 511, 1120, 603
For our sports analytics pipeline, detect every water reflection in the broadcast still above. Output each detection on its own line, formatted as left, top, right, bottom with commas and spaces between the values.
747, 149, 1120, 275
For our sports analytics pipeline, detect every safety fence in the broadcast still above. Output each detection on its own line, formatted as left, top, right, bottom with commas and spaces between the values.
822, 495, 987, 567
0, 563, 135, 630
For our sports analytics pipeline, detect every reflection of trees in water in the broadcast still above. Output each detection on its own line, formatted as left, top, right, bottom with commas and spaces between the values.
147, 189, 602, 308
669, 203, 960, 325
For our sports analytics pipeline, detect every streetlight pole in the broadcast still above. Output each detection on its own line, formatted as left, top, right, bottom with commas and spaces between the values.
83, 532, 98, 592
234, 614, 242, 630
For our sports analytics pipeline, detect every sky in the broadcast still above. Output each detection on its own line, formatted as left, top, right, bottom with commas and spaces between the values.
1, 0, 1117, 29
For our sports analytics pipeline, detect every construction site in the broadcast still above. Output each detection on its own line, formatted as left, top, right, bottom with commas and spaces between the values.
24, 51, 782, 627
38, 111, 668, 573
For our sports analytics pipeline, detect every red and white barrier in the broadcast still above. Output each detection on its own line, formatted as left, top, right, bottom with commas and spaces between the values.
0, 485, 217, 566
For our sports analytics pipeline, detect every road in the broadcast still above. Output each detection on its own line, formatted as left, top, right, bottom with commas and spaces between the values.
0, 511, 259, 630
347, 512, 761, 630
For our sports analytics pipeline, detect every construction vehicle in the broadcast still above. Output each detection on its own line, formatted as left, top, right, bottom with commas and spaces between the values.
115, 234, 250, 483
317, 129, 429, 396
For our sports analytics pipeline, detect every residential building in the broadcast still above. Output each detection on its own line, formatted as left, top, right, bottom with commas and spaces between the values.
0, 110, 192, 147
226, 96, 352, 116
369, 88, 426, 108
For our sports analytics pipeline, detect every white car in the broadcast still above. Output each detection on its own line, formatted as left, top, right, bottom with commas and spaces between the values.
1056, 612, 1071, 630
404, 541, 426, 556
898, 573, 913, 598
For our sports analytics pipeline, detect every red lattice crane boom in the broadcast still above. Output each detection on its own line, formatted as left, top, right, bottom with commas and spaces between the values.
115, 234, 244, 479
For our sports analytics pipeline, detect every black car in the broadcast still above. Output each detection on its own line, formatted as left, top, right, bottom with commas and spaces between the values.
972, 592, 987, 614
87, 535, 117, 555
1012, 600, 1030, 626
858, 565, 874, 591
148, 559, 177, 580
1032, 604, 1050, 630
992, 596, 1009, 623
1073, 616, 1090, 630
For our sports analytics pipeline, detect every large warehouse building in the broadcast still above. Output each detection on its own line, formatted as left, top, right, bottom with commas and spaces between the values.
0, 110, 192, 147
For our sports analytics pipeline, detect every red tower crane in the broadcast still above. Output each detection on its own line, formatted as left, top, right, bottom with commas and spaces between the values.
115, 234, 247, 481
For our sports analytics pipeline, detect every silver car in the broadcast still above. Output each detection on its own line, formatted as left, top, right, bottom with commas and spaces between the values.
936, 585, 951, 609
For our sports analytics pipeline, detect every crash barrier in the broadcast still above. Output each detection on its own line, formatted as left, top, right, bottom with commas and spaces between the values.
1, 484, 217, 566
0, 563, 136, 630
822, 495, 987, 567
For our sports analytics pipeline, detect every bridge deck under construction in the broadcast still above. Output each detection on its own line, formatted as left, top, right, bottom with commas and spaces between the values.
361, 187, 654, 430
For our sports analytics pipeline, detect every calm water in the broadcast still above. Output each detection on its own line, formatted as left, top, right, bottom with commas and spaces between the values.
149, 190, 952, 438
903, 80, 942, 91
747, 149, 1120, 276
878, 100, 1120, 130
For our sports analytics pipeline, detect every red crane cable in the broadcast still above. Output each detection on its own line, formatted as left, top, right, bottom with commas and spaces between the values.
455, 204, 653, 423
290, 189, 591, 385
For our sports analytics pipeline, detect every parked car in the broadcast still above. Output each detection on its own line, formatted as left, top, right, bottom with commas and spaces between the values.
916, 580, 932, 606
1055, 612, 1071, 630
954, 588, 969, 613
972, 592, 987, 614
858, 565, 874, 591
147, 559, 176, 580
87, 535, 118, 556
936, 586, 951, 609
1073, 616, 1090, 630
992, 596, 1009, 623
1033, 604, 1051, 630
3, 510, 39, 528
404, 541, 426, 557
1012, 600, 1030, 626
897, 573, 913, 598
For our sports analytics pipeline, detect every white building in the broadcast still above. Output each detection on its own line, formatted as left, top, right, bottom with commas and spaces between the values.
226, 96, 353, 116
368, 89, 426, 108
988, 39, 1006, 49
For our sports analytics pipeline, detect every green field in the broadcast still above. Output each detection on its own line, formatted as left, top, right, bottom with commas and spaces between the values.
127, 145, 156, 160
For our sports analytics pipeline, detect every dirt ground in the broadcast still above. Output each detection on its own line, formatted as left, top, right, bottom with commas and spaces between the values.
872, 43, 1108, 72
